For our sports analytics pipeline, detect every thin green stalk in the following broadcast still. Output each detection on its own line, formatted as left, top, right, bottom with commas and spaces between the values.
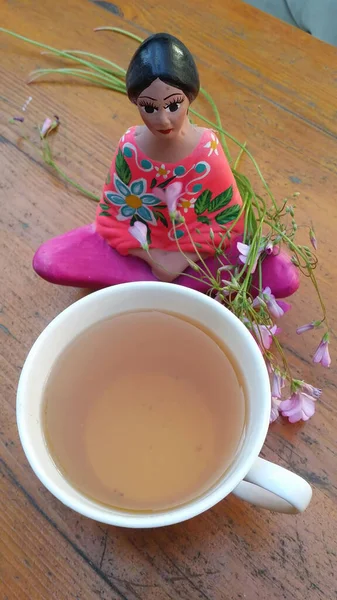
42, 50, 126, 75
0, 28, 122, 81
50, 162, 100, 200
199, 87, 231, 162
94, 27, 143, 44
171, 221, 211, 282
144, 248, 209, 284
181, 220, 217, 282
270, 224, 328, 324
234, 142, 247, 169
190, 107, 277, 209
28, 68, 126, 90
36, 63, 125, 83
217, 198, 246, 252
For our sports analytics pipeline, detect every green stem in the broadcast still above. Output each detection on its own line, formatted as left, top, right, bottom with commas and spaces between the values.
199, 87, 231, 162
28, 68, 126, 91
42, 50, 126, 75
94, 26, 144, 44
181, 220, 217, 282
190, 107, 277, 209
143, 249, 208, 284
48, 160, 100, 200
234, 142, 247, 169
0, 28, 123, 81
171, 221, 211, 282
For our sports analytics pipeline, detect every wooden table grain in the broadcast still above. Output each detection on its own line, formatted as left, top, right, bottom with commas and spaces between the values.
1, 1, 337, 598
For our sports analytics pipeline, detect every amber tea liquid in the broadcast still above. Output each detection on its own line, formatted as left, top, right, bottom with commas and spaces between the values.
42, 311, 246, 511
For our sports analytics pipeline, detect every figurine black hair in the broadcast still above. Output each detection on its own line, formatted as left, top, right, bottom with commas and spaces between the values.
126, 33, 200, 103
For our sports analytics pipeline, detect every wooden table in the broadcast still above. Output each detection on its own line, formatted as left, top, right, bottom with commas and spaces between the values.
1, 1, 336, 598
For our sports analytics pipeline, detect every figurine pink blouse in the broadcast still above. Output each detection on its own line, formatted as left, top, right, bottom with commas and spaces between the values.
96, 125, 243, 256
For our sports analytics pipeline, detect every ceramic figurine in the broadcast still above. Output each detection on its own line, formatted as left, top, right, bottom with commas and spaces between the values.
33, 33, 299, 297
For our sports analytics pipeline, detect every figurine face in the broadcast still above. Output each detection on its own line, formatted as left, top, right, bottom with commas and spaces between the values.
136, 78, 189, 140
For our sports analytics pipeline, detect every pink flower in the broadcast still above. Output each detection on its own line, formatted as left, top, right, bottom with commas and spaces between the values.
253, 287, 291, 319
154, 181, 183, 219
252, 323, 279, 350
270, 397, 280, 423
301, 382, 322, 399
297, 322, 315, 335
128, 222, 148, 250
40, 117, 53, 137
40, 115, 60, 138
271, 370, 285, 398
280, 391, 316, 423
309, 227, 317, 251
313, 333, 331, 367
237, 242, 261, 273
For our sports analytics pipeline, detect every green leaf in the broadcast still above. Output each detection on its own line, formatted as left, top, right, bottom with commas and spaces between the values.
157, 175, 176, 189
105, 170, 111, 185
150, 177, 157, 189
115, 149, 131, 185
208, 186, 233, 213
215, 204, 241, 225
194, 190, 212, 215
100, 203, 110, 210
153, 211, 168, 228
99, 211, 111, 217
197, 215, 211, 225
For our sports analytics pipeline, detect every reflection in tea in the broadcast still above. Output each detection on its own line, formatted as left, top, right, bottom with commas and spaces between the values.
42, 311, 246, 511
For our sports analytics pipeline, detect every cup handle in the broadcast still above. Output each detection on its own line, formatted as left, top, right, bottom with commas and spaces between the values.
232, 457, 312, 513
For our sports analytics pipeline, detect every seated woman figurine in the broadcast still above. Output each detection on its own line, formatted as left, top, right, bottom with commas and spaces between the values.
33, 33, 299, 297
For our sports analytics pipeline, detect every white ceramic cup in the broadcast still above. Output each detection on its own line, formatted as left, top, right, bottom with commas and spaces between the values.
17, 282, 312, 527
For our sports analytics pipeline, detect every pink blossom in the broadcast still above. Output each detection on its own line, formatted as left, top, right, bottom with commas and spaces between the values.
155, 181, 183, 219
40, 115, 60, 138
270, 397, 280, 423
40, 117, 53, 137
301, 382, 322, 399
253, 287, 291, 319
280, 391, 316, 423
313, 334, 331, 368
277, 300, 292, 314
296, 322, 315, 335
271, 370, 285, 398
237, 242, 262, 273
128, 222, 148, 250
252, 323, 279, 350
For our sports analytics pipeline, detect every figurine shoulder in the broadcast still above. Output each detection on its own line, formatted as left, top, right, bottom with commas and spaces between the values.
117, 126, 137, 147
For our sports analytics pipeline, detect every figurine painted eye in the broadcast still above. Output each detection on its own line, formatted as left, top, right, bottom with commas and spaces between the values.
144, 105, 157, 114
138, 102, 158, 114
164, 97, 184, 113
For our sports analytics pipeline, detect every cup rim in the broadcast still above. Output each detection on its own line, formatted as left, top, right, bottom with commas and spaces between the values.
17, 282, 271, 528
